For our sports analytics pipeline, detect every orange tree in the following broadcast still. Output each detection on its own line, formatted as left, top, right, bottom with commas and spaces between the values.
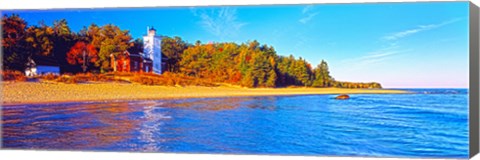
66, 41, 98, 72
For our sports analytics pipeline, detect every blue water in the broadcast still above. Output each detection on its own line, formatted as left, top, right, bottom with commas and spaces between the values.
1, 89, 469, 158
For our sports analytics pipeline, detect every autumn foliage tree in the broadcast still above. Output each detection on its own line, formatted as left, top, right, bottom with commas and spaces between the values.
94, 24, 132, 72
67, 41, 98, 72
25, 22, 54, 56
2, 14, 29, 71
162, 36, 189, 72
77, 23, 132, 72
51, 19, 76, 73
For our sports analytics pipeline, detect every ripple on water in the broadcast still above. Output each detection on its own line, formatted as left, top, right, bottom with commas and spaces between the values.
1, 89, 469, 158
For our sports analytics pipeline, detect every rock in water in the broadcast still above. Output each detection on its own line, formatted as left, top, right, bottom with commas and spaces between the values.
336, 94, 350, 100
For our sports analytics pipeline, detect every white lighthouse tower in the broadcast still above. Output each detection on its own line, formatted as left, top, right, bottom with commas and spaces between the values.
143, 26, 163, 74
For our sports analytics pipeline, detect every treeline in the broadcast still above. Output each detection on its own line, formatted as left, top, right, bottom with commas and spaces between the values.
2, 14, 382, 89
173, 40, 381, 88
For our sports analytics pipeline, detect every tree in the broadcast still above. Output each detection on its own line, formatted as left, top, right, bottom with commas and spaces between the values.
25, 23, 54, 56
162, 36, 188, 72
86, 24, 132, 72
51, 19, 76, 73
2, 14, 29, 71
86, 23, 102, 47
53, 19, 71, 36
241, 68, 255, 87
66, 41, 98, 72
312, 60, 333, 87
266, 69, 277, 87
289, 57, 311, 86
180, 44, 209, 77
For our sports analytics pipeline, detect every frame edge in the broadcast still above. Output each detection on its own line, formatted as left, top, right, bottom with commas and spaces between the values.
470, 1, 480, 158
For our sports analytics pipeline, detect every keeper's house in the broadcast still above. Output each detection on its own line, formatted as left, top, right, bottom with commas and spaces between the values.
110, 26, 167, 73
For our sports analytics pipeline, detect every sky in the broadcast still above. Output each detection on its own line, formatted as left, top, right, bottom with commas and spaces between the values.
2, 2, 470, 88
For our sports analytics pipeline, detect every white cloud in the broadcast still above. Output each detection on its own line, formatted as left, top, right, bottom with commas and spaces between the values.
191, 7, 247, 39
302, 5, 314, 14
383, 18, 462, 41
339, 43, 407, 71
299, 12, 319, 24
299, 5, 318, 24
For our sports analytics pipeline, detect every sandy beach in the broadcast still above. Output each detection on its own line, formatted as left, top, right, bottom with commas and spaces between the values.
1, 81, 409, 105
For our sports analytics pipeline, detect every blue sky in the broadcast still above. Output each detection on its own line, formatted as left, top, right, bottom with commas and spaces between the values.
3, 2, 469, 88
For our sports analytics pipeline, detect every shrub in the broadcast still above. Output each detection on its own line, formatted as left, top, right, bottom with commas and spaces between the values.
2, 70, 27, 81
41, 73, 59, 81
55, 76, 72, 83
56, 73, 118, 83
96, 74, 111, 81
54, 74, 84, 84
72, 73, 94, 82
38, 71, 218, 87
131, 75, 161, 85
130, 73, 187, 86
112, 72, 134, 77
66, 77, 78, 84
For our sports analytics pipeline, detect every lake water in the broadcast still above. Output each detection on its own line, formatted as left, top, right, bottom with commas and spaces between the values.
1, 89, 469, 158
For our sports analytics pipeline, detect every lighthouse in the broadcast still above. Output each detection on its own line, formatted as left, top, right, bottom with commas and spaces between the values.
143, 26, 163, 74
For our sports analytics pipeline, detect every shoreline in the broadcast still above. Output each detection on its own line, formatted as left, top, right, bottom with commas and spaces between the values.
2, 81, 411, 106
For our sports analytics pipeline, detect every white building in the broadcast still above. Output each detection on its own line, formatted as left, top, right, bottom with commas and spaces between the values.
143, 26, 163, 74
25, 56, 60, 77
